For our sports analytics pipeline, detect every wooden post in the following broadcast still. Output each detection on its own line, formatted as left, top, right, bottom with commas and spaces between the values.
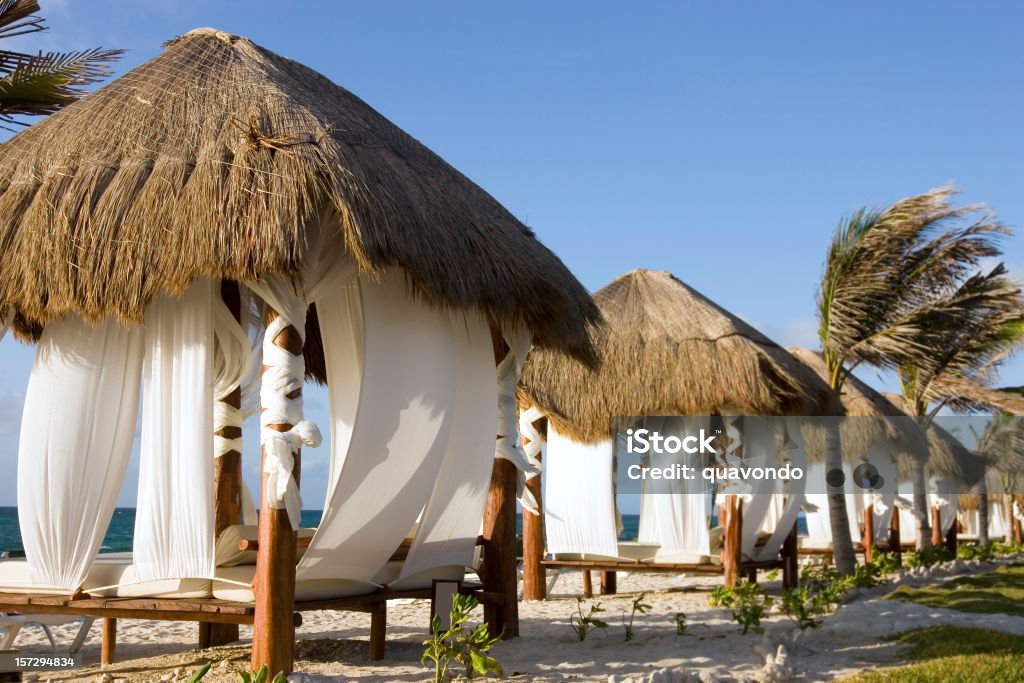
722, 496, 742, 587
369, 601, 386, 661
251, 312, 303, 675
480, 457, 520, 638
862, 503, 875, 563
944, 517, 958, 556
889, 508, 902, 566
205, 280, 244, 648
1015, 516, 1023, 545
521, 414, 547, 601
582, 570, 593, 598
931, 507, 943, 548
782, 520, 798, 589
600, 571, 617, 595
101, 617, 117, 665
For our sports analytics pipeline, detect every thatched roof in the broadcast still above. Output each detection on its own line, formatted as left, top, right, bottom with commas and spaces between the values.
518, 269, 842, 443
0, 28, 600, 374
786, 347, 929, 470
882, 393, 988, 487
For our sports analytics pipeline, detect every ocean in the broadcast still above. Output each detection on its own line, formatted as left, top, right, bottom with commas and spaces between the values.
0, 508, 807, 556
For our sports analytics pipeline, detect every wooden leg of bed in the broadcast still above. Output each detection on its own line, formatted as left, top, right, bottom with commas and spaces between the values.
101, 617, 116, 665
582, 570, 593, 598
369, 601, 386, 661
600, 571, 616, 595
745, 567, 757, 584
199, 622, 238, 648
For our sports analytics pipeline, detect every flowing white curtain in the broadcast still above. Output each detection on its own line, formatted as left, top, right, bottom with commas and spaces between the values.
646, 416, 710, 559
297, 269, 457, 583
804, 461, 859, 548
133, 282, 216, 581
751, 422, 807, 561
544, 427, 620, 559
18, 317, 143, 590
398, 311, 497, 584
738, 417, 778, 556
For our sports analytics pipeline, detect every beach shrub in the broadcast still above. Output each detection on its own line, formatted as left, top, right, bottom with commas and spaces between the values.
674, 612, 688, 636
570, 596, 609, 641
708, 580, 773, 634
236, 666, 286, 683
422, 594, 502, 682
904, 545, 953, 568
957, 542, 995, 562
779, 584, 828, 630
188, 662, 212, 682
622, 593, 652, 641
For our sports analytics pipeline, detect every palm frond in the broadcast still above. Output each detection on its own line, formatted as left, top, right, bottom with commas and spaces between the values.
0, 48, 124, 119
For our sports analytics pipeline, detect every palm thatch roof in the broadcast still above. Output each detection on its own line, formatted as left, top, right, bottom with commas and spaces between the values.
0, 28, 600, 376
786, 347, 929, 472
518, 269, 842, 443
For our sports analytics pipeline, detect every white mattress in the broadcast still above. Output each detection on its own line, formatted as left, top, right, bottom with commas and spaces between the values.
214, 565, 379, 603
0, 554, 211, 598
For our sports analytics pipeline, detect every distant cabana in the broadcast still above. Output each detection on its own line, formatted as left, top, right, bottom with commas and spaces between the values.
516, 269, 842, 599
0, 28, 599, 674
787, 347, 929, 559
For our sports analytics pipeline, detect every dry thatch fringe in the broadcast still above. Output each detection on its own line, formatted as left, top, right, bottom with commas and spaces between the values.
786, 346, 928, 475
518, 269, 843, 444
0, 28, 601, 373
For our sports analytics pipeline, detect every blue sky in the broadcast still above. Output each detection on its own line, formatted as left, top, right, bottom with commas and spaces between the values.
0, 1, 1021, 507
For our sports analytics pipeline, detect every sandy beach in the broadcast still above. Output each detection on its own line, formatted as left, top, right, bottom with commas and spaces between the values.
10, 555, 1019, 683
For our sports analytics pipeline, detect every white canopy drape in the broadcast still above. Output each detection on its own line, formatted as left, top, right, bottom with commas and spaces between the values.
133, 282, 216, 581
17, 317, 143, 590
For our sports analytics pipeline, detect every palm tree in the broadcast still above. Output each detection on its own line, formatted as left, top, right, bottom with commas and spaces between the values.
817, 186, 1007, 571
0, 0, 122, 127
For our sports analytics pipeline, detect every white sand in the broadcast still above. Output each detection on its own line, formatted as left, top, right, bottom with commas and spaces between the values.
14, 557, 1024, 683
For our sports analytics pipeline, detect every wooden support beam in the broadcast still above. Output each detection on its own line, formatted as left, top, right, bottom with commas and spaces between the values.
944, 517, 958, 556
520, 414, 547, 601
207, 280, 244, 648
480, 457, 520, 638
931, 507, 943, 548
369, 601, 386, 661
239, 536, 312, 553
782, 521, 798, 589
722, 495, 742, 587
889, 508, 902, 566
862, 503, 875, 563
582, 571, 593, 598
600, 571, 617, 595
251, 312, 303, 675
101, 617, 116, 665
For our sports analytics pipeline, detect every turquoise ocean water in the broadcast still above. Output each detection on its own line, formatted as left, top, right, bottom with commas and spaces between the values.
0, 508, 806, 556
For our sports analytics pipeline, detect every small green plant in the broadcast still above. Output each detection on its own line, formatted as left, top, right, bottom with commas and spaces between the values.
958, 543, 995, 562
708, 580, 773, 634
622, 593, 652, 641
188, 662, 212, 682
236, 666, 286, 683
674, 612, 687, 636
779, 585, 826, 630
422, 594, 502, 683
905, 545, 953, 568
570, 596, 609, 641
764, 568, 780, 582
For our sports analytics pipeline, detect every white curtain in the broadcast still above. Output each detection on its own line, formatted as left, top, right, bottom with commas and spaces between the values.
929, 484, 959, 535
738, 418, 777, 556
133, 282, 216, 581
18, 317, 143, 590
861, 444, 896, 543
398, 311, 497, 584
297, 269, 457, 583
804, 461, 859, 548
751, 421, 807, 561
544, 427, 620, 559
647, 416, 710, 559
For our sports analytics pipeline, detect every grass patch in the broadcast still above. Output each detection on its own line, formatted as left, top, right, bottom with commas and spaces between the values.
843, 626, 1024, 682
886, 563, 1024, 617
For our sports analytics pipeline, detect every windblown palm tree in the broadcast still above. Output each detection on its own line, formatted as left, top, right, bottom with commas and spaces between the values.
817, 186, 1009, 570
0, 0, 122, 127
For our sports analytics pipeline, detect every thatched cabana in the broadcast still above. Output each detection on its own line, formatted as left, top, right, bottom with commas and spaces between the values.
0, 28, 600, 674
516, 269, 841, 599
519, 269, 841, 444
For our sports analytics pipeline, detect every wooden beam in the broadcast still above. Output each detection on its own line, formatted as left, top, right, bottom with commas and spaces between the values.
782, 521, 798, 589
239, 536, 312, 553
944, 517, 958, 556
208, 279, 244, 648
889, 507, 902, 566
251, 311, 302, 675
369, 601, 386, 661
582, 570, 593, 598
931, 506, 943, 548
101, 617, 116, 665
480, 457, 520, 638
521, 412, 547, 601
600, 571, 617, 595
722, 495, 742, 587
862, 503, 875, 563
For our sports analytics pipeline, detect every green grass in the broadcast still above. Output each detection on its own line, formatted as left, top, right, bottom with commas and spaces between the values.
886, 563, 1024, 617
841, 626, 1024, 682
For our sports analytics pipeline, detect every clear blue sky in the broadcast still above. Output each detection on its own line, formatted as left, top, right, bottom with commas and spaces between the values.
0, 1, 1021, 507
